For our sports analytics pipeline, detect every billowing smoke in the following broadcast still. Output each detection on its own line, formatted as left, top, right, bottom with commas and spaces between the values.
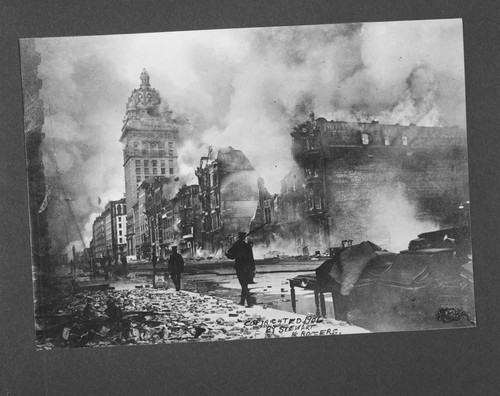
367, 189, 438, 252
31, 19, 465, 255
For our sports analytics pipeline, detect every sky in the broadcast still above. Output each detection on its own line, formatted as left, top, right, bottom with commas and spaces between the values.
24, 19, 466, 254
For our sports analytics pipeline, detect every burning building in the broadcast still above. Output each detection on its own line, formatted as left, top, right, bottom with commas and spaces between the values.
250, 166, 330, 256
290, 113, 469, 251
195, 147, 259, 254
248, 177, 280, 247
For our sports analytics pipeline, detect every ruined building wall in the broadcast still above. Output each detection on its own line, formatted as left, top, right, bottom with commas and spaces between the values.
220, 170, 259, 237
318, 121, 469, 249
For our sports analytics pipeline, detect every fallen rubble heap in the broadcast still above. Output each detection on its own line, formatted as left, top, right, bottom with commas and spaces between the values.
35, 288, 350, 350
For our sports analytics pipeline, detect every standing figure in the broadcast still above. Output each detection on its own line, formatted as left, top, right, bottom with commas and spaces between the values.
225, 232, 256, 307
168, 246, 184, 291
152, 250, 157, 272
120, 254, 127, 272
104, 254, 112, 280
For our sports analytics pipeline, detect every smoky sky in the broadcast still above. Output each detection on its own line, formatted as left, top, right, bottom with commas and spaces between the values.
28, 19, 466, 254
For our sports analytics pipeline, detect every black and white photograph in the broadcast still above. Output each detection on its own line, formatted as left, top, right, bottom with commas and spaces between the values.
21, 19, 475, 351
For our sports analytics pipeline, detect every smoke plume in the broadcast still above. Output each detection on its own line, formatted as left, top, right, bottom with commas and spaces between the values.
30, 19, 465, 254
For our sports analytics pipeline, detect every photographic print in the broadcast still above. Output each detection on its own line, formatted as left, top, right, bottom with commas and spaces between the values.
21, 19, 475, 351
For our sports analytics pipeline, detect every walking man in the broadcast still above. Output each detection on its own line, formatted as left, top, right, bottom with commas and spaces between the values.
168, 246, 184, 291
225, 232, 256, 307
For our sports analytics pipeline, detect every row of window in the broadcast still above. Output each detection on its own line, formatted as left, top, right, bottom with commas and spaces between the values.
135, 168, 174, 176
135, 159, 174, 167
130, 149, 175, 156
132, 141, 174, 149
361, 134, 408, 146
135, 170, 174, 183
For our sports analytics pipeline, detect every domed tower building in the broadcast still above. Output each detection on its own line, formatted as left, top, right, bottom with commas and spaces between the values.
119, 69, 179, 257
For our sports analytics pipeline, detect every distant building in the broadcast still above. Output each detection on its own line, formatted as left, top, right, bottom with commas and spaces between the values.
140, 176, 167, 259
195, 147, 259, 254
119, 69, 179, 256
89, 238, 95, 261
160, 193, 180, 258
140, 177, 202, 259
92, 215, 106, 259
103, 199, 127, 260
176, 184, 202, 257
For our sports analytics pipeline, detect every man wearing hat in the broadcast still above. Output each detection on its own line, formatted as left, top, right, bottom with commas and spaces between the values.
225, 232, 256, 307
168, 246, 184, 291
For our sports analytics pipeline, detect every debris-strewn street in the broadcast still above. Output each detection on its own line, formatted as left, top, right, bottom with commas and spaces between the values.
36, 276, 369, 350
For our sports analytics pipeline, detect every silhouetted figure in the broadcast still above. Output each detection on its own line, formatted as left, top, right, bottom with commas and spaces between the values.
152, 251, 157, 271
168, 246, 184, 291
104, 255, 112, 280
120, 254, 127, 271
226, 232, 256, 307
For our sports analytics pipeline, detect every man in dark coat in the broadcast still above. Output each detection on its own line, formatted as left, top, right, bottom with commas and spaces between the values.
225, 232, 256, 307
151, 250, 157, 272
168, 246, 184, 291
120, 254, 127, 272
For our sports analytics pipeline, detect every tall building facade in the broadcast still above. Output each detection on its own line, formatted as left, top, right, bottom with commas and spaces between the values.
103, 199, 127, 260
119, 69, 179, 256
92, 215, 106, 259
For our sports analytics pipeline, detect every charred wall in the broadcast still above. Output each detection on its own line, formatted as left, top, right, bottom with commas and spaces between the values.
324, 145, 468, 247
196, 147, 259, 253
292, 116, 469, 250
220, 170, 259, 236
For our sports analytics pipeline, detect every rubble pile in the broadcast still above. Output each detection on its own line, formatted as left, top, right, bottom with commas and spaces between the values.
36, 288, 346, 350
